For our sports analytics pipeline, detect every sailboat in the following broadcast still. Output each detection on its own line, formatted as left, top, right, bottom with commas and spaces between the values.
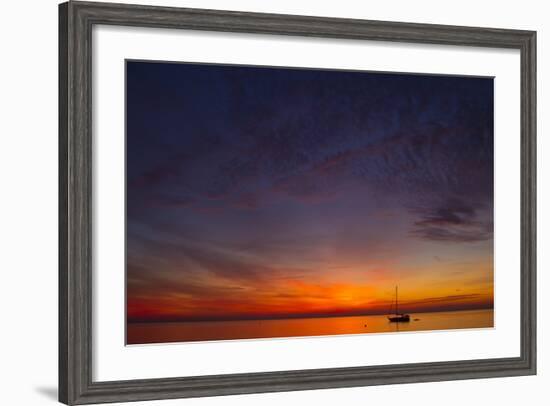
387, 286, 410, 322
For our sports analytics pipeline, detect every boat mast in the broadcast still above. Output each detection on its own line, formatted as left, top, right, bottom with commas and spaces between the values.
395, 286, 398, 315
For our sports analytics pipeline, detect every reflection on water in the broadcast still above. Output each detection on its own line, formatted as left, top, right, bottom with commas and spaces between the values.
127, 309, 493, 345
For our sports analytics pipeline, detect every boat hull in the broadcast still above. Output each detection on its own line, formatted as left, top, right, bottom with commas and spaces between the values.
388, 315, 410, 322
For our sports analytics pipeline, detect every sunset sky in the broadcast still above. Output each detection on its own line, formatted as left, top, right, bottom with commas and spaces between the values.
126, 61, 494, 323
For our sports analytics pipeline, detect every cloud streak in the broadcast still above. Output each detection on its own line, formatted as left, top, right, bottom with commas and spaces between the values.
410, 198, 493, 243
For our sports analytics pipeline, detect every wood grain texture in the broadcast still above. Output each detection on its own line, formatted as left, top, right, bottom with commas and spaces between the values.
58, 3, 69, 404
58, 1, 537, 404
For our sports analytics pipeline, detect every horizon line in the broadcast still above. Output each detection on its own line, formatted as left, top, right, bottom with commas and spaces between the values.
128, 305, 494, 324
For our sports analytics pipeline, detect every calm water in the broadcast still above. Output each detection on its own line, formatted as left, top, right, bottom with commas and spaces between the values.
127, 309, 493, 345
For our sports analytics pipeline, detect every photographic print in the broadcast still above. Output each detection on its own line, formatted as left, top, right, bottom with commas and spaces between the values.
126, 61, 494, 345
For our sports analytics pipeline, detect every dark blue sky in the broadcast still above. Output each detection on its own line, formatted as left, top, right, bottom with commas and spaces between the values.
126, 61, 494, 322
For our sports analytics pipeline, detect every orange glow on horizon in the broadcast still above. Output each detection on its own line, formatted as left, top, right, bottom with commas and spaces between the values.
127, 258, 493, 322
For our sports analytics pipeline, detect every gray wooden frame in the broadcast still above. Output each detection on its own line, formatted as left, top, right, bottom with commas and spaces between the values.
59, 1, 537, 404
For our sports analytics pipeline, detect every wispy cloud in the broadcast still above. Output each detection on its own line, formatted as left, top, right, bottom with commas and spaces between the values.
410, 198, 492, 243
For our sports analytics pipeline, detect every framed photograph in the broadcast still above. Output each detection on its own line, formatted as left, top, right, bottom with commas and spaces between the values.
59, 1, 536, 404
